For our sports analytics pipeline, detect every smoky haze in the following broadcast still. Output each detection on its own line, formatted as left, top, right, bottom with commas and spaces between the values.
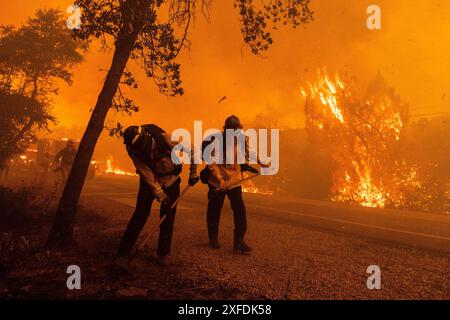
2, 0, 449, 199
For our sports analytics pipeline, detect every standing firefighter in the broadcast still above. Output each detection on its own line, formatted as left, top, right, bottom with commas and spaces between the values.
54, 140, 77, 182
202, 115, 266, 254
116, 124, 198, 266
0, 158, 10, 181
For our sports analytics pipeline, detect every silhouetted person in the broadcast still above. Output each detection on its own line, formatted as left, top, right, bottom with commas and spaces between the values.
203, 115, 256, 254
116, 124, 198, 267
54, 140, 76, 182
0, 159, 10, 181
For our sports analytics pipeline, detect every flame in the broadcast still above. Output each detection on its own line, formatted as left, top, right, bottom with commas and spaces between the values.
303, 69, 345, 123
105, 157, 137, 177
61, 138, 80, 142
303, 69, 424, 209
332, 163, 386, 208
241, 176, 273, 195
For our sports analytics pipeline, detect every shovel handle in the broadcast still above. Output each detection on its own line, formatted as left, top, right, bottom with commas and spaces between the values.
170, 185, 190, 209
129, 185, 191, 263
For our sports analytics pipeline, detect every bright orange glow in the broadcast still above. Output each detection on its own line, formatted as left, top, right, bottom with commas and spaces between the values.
303, 70, 345, 123
105, 157, 137, 177
303, 69, 424, 209
241, 175, 273, 196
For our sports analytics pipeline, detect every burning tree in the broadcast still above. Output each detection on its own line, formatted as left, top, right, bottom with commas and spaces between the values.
302, 69, 430, 209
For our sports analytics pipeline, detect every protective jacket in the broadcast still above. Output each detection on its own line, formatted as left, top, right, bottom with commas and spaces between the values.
127, 124, 197, 198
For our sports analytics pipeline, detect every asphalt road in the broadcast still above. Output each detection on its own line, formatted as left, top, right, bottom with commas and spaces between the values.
83, 175, 450, 254
81, 175, 450, 299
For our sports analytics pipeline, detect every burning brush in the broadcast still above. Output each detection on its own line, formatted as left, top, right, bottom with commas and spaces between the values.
301, 69, 443, 211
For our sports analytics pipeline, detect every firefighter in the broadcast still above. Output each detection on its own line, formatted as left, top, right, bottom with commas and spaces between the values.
0, 158, 10, 181
115, 124, 199, 267
54, 140, 77, 182
203, 115, 265, 254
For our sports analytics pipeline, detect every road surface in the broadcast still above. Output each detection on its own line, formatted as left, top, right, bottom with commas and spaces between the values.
82, 175, 450, 299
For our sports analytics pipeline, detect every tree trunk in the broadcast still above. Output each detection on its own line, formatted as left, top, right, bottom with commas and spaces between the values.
47, 28, 138, 248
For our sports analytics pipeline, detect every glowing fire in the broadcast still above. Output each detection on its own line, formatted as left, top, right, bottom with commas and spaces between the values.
241, 175, 273, 195
303, 71, 345, 123
105, 157, 137, 177
303, 69, 423, 209
333, 163, 387, 208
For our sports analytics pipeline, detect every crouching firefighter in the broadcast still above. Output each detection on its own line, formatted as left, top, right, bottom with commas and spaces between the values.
115, 124, 198, 266
200, 115, 267, 255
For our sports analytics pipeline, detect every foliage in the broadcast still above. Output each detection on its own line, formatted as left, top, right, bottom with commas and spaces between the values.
72, 0, 314, 134
304, 71, 412, 209
304, 70, 449, 213
235, 0, 313, 54
0, 9, 85, 163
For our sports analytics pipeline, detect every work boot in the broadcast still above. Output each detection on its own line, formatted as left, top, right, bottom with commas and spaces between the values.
209, 238, 221, 249
233, 239, 252, 255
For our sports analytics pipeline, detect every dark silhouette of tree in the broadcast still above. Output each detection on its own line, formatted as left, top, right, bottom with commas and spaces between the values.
0, 9, 84, 166
47, 0, 314, 247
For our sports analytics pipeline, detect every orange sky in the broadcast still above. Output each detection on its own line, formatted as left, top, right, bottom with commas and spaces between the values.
2, 0, 450, 164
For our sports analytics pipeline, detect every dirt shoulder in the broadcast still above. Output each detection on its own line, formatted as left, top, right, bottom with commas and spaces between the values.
1, 193, 449, 300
